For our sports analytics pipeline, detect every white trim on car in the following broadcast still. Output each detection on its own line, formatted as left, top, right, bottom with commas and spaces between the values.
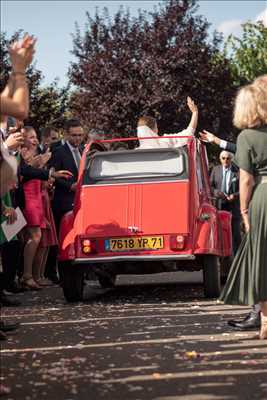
82, 179, 189, 187
73, 254, 195, 263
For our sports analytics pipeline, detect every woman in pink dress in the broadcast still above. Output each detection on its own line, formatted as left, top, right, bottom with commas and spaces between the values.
20, 126, 71, 289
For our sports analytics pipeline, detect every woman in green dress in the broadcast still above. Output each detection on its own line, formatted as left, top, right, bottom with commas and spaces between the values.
220, 81, 267, 340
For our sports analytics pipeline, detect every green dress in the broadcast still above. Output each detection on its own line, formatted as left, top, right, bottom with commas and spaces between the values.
0, 153, 20, 244
220, 125, 267, 305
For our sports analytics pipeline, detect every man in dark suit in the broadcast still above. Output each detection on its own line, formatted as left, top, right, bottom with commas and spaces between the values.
210, 150, 241, 254
49, 118, 84, 233
47, 119, 84, 281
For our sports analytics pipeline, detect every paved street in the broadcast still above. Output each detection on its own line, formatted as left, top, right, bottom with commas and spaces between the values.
1, 272, 267, 400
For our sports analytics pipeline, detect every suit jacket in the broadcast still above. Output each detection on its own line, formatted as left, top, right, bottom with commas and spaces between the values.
49, 143, 82, 213
50, 139, 65, 154
224, 141, 236, 153
210, 164, 240, 216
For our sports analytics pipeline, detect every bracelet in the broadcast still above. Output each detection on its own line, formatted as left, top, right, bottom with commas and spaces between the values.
240, 208, 248, 216
12, 75, 28, 82
12, 71, 26, 76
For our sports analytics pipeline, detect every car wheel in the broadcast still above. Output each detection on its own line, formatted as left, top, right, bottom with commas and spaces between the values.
203, 255, 221, 298
61, 262, 84, 302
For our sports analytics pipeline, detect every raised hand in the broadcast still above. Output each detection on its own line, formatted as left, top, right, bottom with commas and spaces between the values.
5, 132, 24, 151
187, 96, 198, 113
9, 34, 37, 73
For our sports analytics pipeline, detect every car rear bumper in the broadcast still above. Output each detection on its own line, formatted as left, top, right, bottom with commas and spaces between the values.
73, 254, 196, 264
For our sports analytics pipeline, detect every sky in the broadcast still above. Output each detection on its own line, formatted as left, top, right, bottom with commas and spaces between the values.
1, 0, 266, 87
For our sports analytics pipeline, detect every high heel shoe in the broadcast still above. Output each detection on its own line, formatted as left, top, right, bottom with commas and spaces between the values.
259, 314, 267, 339
20, 278, 42, 291
35, 278, 52, 287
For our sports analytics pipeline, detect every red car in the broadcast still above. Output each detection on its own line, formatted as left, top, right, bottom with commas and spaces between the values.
59, 136, 232, 302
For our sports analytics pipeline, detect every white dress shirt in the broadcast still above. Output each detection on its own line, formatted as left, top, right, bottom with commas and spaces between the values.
137, 126, 195, 149
221, 166, 232, 194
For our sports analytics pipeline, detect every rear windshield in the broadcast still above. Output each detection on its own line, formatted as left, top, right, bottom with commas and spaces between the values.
83, 147, 188, 185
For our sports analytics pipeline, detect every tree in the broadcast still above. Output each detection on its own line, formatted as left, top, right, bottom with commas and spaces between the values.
26, 79, 70, 132
224, 21, 267, 87
0, 31, 70, 133
69, 0, 235, 140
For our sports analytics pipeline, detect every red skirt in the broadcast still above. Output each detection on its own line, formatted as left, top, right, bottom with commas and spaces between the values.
23, 180, 46, 228
40, 188, 58, 247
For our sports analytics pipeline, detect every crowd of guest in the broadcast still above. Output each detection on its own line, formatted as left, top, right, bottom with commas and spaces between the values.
0, 35, 100, 395
0, 116, 98, 292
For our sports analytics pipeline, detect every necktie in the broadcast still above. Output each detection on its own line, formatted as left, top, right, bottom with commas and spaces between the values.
221, 169, 228, 194
73, 148, 81, 169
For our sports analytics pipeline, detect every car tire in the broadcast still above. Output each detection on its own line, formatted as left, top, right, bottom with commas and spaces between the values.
61, 262, 84, 302
203, 255, 221, 298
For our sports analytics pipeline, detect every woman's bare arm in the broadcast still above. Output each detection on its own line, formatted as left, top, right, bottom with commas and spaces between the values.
186, 97, 198, 131
0, 35, 36, 120
0, 77, 29, 120
239, 168, 255, 232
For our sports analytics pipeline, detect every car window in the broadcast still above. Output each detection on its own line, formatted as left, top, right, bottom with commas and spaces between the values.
83, 148, 188, 184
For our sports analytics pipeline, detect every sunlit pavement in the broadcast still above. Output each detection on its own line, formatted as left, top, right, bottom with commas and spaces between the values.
1, 272, 267, 400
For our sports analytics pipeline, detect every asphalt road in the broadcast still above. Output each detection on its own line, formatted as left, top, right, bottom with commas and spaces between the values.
1, 272, 267, 400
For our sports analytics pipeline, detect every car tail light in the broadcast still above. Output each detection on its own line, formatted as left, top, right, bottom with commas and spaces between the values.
170, 235, 185, 250
81, 239, 96, 254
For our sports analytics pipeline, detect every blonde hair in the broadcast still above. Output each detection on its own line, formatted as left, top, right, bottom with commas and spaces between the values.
233, 83, 267, 129
253, 74, 267, 88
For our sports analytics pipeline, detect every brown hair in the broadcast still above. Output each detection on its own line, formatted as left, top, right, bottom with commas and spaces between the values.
64, 118, 82, 133
40, 126, 56, 139
138, 115, 157, 131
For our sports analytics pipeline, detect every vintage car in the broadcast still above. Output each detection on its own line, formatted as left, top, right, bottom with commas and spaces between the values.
58, 136, 232, 302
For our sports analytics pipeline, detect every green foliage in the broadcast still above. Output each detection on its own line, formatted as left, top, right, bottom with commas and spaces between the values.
69, 0, 234, 140
0, 31, 70, 133
224, 21, 267, 86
